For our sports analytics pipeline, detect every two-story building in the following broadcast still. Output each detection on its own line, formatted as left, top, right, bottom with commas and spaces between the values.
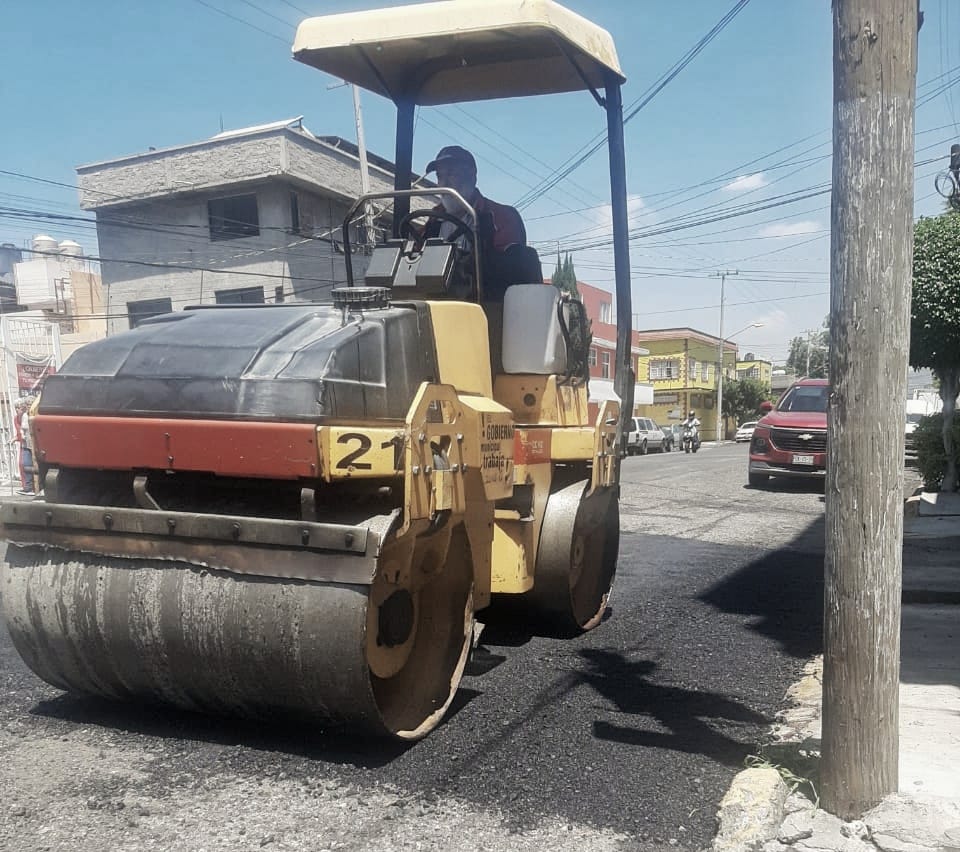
77, 117, 398, 334
634, 327, 739, 441
735, 355, 773, 388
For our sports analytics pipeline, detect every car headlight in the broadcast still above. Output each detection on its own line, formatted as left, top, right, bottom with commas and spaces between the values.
751, 435, 768, 452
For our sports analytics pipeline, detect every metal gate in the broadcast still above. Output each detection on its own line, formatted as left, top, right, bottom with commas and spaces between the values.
1, 316, 62, 495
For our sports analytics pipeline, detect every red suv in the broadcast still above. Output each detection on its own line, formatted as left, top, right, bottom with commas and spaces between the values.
748, 378, 828, 487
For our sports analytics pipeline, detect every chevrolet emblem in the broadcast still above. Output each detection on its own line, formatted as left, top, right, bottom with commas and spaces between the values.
798, 433, 813, 441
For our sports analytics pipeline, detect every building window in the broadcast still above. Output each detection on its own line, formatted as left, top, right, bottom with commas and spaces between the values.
599, 302, 612, 324
702, 362, 710, 382
208, 194, 260, 241
588, 347, 597, 367
601, 351, 611, 379
688, 358, 697, 379
215, 286, 265, 304
649, 359, 679, 380
128, 297, 172, 329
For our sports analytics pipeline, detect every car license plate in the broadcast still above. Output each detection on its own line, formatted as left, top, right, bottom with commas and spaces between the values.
792, 454, 815, 465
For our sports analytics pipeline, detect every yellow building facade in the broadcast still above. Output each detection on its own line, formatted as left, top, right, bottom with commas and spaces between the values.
634, 328, 738, 442
735, 358, 772, 389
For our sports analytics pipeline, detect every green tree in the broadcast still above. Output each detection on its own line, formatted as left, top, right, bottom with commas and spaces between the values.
785, 317, 830, 378
912, 413, 960, 492
722, 378, 771, 426
551, 251, 579, 297
911, 213, 960, 491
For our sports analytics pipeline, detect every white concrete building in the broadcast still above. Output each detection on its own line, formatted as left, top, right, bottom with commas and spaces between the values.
10, 236, 106, 359
77, 118, 401, 334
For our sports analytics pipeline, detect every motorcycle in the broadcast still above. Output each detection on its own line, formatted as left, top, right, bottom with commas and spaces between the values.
682, 425, 701, 453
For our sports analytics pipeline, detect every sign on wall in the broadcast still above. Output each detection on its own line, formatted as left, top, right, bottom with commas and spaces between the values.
15, 356, 57, 394
1, 316, 62, 491
653, 392, 680, 404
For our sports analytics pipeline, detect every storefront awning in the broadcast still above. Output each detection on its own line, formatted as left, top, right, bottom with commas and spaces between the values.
588, 379, 653, 408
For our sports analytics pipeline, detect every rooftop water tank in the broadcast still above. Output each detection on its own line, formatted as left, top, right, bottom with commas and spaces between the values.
0, 243, 22, 277
57, 239, 83, 257
31, 234, 58, 256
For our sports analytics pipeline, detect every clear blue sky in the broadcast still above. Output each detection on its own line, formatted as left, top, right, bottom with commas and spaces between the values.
2, 0, 957, 364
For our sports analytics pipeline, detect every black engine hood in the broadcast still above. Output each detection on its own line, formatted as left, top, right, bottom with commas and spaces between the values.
40, 303, 436, 422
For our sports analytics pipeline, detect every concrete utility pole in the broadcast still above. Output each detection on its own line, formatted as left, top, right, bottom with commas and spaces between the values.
329, 81, 375, 247
803, 328, 817, 377
822, 0, 918, 819
351, 85, 376, 248
710, 270, 738, 444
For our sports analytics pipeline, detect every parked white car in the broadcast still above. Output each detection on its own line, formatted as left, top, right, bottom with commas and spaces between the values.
625, 417, 666, 455
735, 421, 758, 443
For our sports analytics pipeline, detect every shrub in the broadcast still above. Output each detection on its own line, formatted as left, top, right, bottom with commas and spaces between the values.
913, 413, 960, 491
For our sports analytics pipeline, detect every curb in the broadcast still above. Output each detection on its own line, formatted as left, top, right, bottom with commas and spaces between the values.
713, 767, 790, 852
711, 659, 823, 852
904, 494, 922, 518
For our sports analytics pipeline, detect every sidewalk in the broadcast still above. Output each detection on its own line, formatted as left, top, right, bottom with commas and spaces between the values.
713, 491, 960, 852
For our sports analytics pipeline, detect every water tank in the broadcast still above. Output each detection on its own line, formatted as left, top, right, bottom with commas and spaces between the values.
31, 235, 58, 257
57, 240, 83, 257
0, 243, 22, 278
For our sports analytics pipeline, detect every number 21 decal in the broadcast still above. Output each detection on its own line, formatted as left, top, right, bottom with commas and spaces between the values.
334, 432, 404, 471
335, 433, 372, 470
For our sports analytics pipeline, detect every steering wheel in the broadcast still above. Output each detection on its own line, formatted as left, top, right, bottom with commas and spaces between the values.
397, 209, 476, 249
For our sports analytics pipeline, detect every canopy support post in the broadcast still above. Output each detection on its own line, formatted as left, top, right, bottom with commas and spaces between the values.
604, 76, 633, 475
393, 98, 416, 236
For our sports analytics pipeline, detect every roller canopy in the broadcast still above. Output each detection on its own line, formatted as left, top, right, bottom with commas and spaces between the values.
292, 0, 624, 105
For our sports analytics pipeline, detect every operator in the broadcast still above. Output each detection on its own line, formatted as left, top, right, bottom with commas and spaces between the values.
684, 410, 701, 433
424, 145, 536, 300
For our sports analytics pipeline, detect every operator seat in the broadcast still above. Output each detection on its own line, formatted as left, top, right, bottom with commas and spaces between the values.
482, 244, 544, 302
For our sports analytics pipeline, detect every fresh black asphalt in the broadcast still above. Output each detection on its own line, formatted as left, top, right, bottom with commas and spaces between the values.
0, 444, 825, 850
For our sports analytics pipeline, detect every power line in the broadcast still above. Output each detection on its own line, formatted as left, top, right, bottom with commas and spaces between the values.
536, 186, 833, 253
188, 0, 290, 43
513, 0, 753, 210
275, 0, 311, 16
518, 61, 960, 233
639, 291, 828, 317
450, 105, 605, 206
234, 0, 298, 30
417, 108, 614, 230
413, 112, 597, 221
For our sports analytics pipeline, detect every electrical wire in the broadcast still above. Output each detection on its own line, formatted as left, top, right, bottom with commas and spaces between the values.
189, 0, 290, 43
275, 0, 311, 16
512, 0, 753, 210
234, 0, 298, 30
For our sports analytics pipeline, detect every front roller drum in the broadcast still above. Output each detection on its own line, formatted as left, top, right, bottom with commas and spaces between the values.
527, 480, 619, 633
0, 524, 474, 741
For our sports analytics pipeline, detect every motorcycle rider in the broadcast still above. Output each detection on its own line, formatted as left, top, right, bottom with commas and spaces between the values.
682, 410, 701, 451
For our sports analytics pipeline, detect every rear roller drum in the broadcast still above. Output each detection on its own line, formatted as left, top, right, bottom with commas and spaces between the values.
0, 519, 474, 741
527, 479, 619, 633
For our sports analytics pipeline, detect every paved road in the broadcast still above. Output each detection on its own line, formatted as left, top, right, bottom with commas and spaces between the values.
0, 444, 827, 851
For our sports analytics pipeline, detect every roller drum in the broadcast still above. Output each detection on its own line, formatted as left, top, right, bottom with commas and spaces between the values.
528, 480, 619, 633
1, 526, 474, 740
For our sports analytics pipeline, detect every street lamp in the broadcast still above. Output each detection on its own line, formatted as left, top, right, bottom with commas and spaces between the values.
716, 321, 763, 445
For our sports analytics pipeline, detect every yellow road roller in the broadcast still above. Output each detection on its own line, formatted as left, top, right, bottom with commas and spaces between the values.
1, 0, 636, 740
